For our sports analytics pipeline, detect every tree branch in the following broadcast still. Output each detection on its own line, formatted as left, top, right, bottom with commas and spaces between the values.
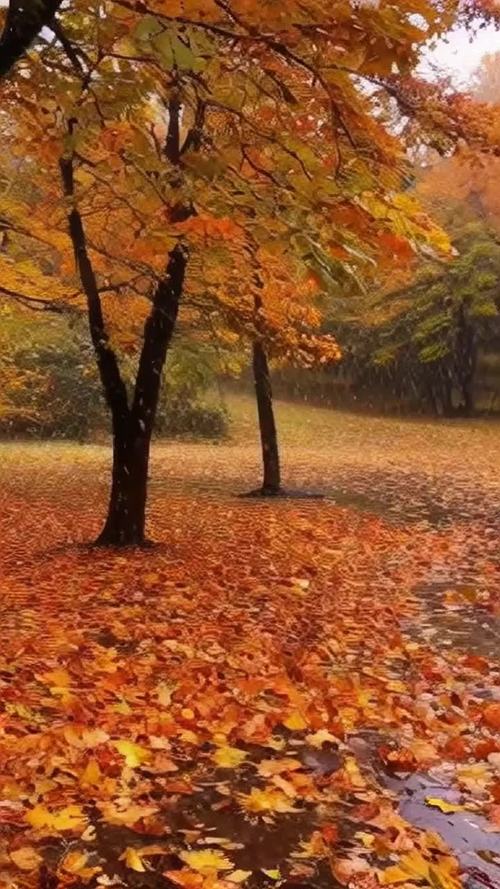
0, 0, 63, 79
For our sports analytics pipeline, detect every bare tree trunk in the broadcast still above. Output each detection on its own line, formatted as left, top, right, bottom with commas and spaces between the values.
252, 339, 282, 495
96, 246, 186, 545
96, 418, 150, 546
0, 0, 63, 79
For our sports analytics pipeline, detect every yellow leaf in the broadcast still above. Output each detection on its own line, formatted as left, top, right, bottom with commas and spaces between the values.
113, 700, 132, 715
305, 729, 340, 748
180, 849, 233, 874
283, 712, 307, 731
10, 846, 43, 871
425, 798, 466, 814
112, 739, 151, 768
39, 668, 71, 687
238, 787, 297, 814
262, 870, 281, 880
212, 746, 248, 769
355, 831, 375, 848
227, 870, 252, 883
120, 847, 146, 872
80, 758, 101, 786
97, 801, 159, 827
25, 804, 87, 832
258, 758, 302, 777
61, 850, 102, 880
157, 682, 175, 707
379, 865, 414, 885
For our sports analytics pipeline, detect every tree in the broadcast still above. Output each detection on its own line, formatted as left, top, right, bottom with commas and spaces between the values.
0, 0, 64, 79
0, 0, 498, 544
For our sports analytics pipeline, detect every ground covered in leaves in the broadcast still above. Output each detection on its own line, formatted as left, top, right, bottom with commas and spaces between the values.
0, 397, 499, 889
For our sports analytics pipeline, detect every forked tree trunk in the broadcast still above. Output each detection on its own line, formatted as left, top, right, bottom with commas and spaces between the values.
252, 339, 282, 495
60, 115, 187, 546
95, 249, 185, 547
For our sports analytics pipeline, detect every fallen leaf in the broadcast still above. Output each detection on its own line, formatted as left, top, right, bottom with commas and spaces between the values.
212, 746, 248, 769
238, 787, 297, 814
180, 850, 233, 874
227, 870, 252, 883
120, 847, 147, 872
283, 712, 308, 731
25, 804, 87, 832
425, 798, 466, 814
10, 846, 43, 871
112, 739, 151, 767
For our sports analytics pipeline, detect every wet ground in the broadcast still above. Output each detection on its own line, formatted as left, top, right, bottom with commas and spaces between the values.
0, 396, 499, 888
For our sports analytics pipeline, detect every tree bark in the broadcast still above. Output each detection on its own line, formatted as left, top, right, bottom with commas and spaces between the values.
96, 418, 150, 546
455, 301, 476, 416
96, 246, 186, 546
0, 0, 63, 79
252, 339, 282, 495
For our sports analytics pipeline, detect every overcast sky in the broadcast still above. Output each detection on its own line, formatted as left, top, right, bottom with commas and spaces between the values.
423, 23, 500, 86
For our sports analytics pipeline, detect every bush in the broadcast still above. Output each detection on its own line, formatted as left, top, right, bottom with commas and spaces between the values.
0, 322, 228, 441
155, 396, 227, 439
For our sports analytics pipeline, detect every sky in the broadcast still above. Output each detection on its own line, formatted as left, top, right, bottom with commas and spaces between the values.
423, 23, 500, 85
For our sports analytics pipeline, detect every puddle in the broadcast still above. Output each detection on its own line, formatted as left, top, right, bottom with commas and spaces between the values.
385, 772, 500, 887
410, 582, 500, 663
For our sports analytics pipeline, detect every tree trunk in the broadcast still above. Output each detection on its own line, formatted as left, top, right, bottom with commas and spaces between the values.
95, 246, 186, 547
252, 339, 282, 495
0, 0, 63, 79
96, 420, 151, 547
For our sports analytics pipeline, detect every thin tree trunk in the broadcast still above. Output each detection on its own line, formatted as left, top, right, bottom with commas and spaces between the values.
252, 339, 282, 495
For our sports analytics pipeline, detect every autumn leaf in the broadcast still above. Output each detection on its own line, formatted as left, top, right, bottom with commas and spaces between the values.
80, 758, 101, 786
9, 846, 43, 871
227, 870, 253, 883
112, 739, 151, 767
180, 850, 233, 874
282, 712, 308, 731
60, 850, 102, 880
120, 846, 147, 872
212, 745, 248, 769
483, 703, 500, 731
25, 804, 87, 832
425, 798, 466, 814
238, 787, 298, 814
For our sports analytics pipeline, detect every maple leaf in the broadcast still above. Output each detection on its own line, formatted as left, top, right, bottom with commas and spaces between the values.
180, 850, 234, 874
282, 712, 308, 731
60, 850, 102, 881
112, 739, 151, 767
238, 787, 298, 814
9, 846, 43, 871
97, 801, 159, 827
25, 804, 87, 832
212, 746, 248, 769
